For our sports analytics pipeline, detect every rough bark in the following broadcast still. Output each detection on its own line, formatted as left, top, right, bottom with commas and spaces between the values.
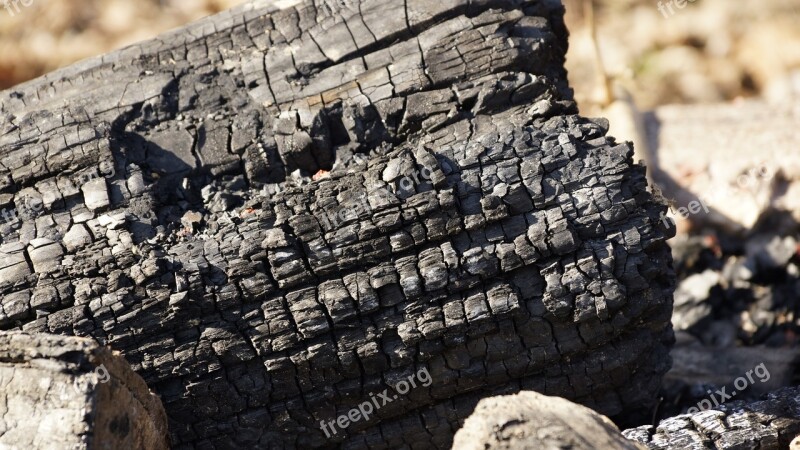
624, 387, 800, 450
0, 0, 675, 448
451, 390, 643, 450
0, 331, 169, 449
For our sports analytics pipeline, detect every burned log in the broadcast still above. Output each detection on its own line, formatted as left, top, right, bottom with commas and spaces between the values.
624, 387, 800, 450
453, 387, 800, 450
0, 0, 675, 448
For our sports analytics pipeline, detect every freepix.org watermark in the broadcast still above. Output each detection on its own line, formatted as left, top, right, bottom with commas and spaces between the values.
657, 0, 698, 19
2, 0, 34, 17
658, 163, 776, 227
319, 164, 436, 230
686, 362, 771, 414
56, 364, 111, 400
319, 366, 433, 438
659, 197, 709, 228
71, 363, 111, 394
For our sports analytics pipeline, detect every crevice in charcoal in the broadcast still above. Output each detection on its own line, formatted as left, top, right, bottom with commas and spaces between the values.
272, 67, 570, 171
356, 1, 377, 44
260, 55, 280, 112
264, 0, 494, 85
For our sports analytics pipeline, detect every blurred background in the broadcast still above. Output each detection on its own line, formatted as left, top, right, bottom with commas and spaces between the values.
2, 0, 799, 420
0, 0, 243, 89
564, 0, 800, 110
561, 1, 800, 419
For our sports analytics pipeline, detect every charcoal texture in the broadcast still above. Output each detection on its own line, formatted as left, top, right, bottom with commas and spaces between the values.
454, 387, 800, 450
624, 387, 800, 450
0, 0, 675, 448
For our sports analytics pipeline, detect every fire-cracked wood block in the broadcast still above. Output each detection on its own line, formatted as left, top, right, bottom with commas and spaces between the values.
0, 0, 676, 448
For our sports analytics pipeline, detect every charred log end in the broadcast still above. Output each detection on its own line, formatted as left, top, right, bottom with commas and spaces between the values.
456, 387, 800, 450
624, 386, 800, 450
0, 331, 169, 449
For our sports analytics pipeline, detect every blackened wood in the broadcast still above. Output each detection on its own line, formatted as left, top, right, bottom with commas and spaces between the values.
0, 0, 675, 447
624, 387, 800, 450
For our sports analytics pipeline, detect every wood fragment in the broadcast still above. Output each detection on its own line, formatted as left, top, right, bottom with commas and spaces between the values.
0, 331, 169, 449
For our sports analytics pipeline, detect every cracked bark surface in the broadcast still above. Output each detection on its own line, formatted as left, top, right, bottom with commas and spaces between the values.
0, 0, 675, 448
0, 331, 169, 449
623, 387, 800, 450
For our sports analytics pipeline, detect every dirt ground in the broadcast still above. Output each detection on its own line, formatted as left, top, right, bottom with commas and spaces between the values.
563, 0, 800, 111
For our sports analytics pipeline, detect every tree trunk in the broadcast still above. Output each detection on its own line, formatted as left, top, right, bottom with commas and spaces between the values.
0, 0, 675, 448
